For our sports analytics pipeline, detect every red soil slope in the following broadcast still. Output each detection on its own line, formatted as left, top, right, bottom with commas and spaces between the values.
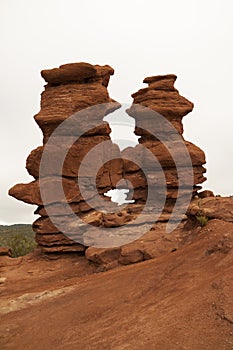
0, 219, 233, 349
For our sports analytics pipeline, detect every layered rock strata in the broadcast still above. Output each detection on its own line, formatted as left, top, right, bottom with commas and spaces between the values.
9, 63, 123, 252
122, 74, 206, 212
9, 64, 207, 254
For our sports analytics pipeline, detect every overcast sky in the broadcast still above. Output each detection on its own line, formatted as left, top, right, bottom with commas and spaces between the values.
0, 0, 232, 225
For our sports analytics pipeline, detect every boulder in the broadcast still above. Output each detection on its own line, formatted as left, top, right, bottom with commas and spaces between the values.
187, 197, 233, 222
0, 247, 12, 257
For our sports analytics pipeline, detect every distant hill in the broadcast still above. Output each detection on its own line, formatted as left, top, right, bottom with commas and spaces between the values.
0, 224, 33, 234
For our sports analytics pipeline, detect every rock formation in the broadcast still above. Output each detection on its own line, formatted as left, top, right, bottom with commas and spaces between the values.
9, 63, 207, 255
122, 74, 206, 211
9, 63, 123, 252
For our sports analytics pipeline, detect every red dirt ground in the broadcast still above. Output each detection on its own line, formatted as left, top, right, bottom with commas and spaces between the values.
1, 219, 233, 350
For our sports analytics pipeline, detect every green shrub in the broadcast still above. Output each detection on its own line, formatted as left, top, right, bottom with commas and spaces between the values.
0, 225, 37, 258
196, 214, 209, 227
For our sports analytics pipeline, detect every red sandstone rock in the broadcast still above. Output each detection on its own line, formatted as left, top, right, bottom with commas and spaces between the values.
41, 63, 114, 86
85, 221, 185, 269
41, 62, 96, 84
41, 244, 85, 253
143, 74, 177, 85
122, 167, 206, 190
9, 177, 82, 206
35, 92, 118, 141
35, 233, 76, 246
85, 246, 121, 266
131, 74, 194, 119
34, 195, 116, 217
35, 63, 119, 143
26, 135, 121, 179
122, 141, 206, 169
125, 74, 207, 205
187, 197, 233, 222
9, 65, 208, 255
0, 247, 12, 257
198, 190, 215, 198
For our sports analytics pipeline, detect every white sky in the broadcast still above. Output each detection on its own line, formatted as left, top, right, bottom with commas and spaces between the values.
0, 0, 232, 224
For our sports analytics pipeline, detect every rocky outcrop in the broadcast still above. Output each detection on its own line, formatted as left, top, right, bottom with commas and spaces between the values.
187, 197, 233, 222
85, 221, 185, 271
122, 74, 206, 208
85, 74, 208, 268
9, 63, 122, 253
9, 63, 207, 255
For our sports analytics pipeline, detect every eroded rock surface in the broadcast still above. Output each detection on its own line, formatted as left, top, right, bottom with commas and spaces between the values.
9, 63, 208, 256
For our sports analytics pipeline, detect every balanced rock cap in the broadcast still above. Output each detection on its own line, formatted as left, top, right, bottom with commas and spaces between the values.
143, 74, 177, 84
41, 62, 114, 85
